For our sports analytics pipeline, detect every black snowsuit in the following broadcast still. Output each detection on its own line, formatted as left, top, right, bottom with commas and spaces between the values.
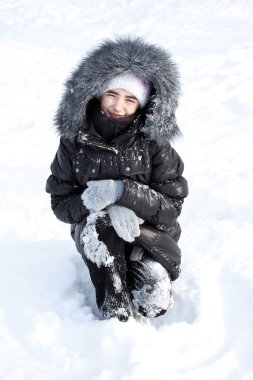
46, 37, 188, 320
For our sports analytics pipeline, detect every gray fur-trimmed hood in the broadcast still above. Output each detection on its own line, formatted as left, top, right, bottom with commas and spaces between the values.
55, 36, 181, 146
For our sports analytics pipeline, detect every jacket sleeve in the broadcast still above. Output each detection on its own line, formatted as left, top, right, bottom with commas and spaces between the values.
45, 137, 88, 224
116, 142, 188, 229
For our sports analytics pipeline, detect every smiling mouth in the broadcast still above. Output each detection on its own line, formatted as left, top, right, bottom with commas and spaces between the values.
109, 112, 125, 119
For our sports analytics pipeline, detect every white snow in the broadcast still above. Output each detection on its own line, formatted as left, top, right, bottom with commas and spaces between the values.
1, 0, 253, 379
80, 212, 114, 268
131, 259, 174, 318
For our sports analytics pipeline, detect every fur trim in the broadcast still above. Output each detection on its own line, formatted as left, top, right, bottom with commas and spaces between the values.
55, 36, 181, 146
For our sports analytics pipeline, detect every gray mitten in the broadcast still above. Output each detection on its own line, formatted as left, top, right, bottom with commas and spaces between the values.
81, 180, 124, 211
107, 204, 143, 242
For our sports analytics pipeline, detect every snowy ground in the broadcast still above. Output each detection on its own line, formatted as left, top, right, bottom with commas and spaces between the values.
1, 1, 253, 379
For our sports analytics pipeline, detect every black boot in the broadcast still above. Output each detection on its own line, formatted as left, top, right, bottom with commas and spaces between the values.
127, 246, 174, 318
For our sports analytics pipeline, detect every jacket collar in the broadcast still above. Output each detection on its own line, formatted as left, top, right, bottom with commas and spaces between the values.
77, 102, 143, 153
90, 99, 138, 141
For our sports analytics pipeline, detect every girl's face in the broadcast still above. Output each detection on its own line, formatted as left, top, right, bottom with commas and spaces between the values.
100, 88, 140, 119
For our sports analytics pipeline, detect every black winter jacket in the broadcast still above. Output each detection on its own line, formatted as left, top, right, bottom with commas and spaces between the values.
46, 113, 187, 230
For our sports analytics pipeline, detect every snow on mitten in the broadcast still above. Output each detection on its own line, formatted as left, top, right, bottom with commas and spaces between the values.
82, 180, 124, 211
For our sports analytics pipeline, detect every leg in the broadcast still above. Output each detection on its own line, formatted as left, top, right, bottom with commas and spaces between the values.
75, 212, 131, 322
127, 246, 174, 318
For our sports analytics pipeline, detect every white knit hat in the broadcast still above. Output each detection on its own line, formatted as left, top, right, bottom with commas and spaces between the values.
98, 73, 151, 108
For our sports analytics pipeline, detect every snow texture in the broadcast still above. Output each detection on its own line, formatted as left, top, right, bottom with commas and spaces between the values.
131, 258, 174, 318
112, 273, 123, 294
1, 0, 253, 379
80, 212, 114, 267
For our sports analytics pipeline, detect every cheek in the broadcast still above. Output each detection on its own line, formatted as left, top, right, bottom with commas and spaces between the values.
100, 96, 111, 111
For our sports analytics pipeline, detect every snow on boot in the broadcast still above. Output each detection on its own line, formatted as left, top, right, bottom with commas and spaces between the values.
100, 291, 132, 322
128, 249, 174, 318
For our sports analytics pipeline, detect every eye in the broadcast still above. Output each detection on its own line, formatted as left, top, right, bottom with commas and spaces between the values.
127, 98, 136, 104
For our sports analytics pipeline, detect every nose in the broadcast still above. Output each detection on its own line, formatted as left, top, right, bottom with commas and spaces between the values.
113, 97, 124, 113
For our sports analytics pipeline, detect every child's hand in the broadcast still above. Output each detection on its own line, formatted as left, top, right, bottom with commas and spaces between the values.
81, 180, 124, 211
107, 205, 142, 242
